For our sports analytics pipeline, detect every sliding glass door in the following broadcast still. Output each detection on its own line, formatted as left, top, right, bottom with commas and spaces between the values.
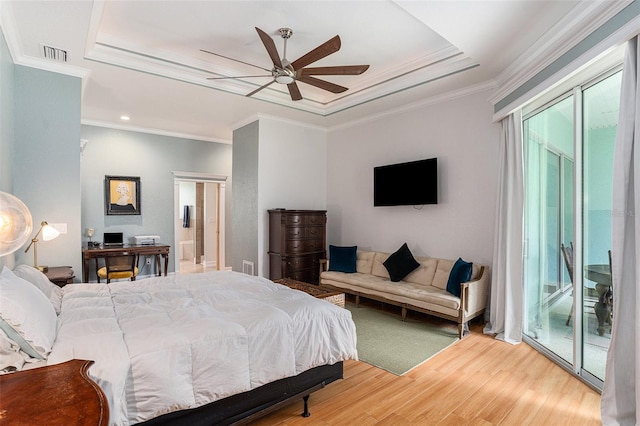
523, 95, 574, 364
523, 69, 620, 388
581, 71, 620, 380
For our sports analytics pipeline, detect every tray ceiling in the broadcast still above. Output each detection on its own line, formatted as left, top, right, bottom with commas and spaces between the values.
2, 0, 618, 142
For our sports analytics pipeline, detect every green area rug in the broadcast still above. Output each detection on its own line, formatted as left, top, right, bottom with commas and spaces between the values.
347, 303, 459, 375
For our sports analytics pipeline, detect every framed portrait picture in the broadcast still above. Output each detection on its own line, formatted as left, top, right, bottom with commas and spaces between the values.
105, 175, 141, 215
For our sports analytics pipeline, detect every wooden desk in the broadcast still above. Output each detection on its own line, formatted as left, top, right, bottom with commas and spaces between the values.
82, 244, 170, 283
0, 359, 108, 425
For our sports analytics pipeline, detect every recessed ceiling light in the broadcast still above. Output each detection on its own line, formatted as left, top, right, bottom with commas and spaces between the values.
120, 115, 130, 121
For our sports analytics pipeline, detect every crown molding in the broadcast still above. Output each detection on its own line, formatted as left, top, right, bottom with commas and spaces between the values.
490, 0, 631, 105
232, 80, 497, 136
257, 113, 329, 132
1, 1, 89, 79
171, 171, 227, 182
81, 119, 231, 144
0, 1, 19, 63
231, 113, 328, 133
13, 55, 89, 78
329, 80, 496, 133
85, 39, 479, 118
231, 115, 260, 132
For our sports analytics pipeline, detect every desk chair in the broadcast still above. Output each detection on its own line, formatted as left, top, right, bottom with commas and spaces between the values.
96, 252, 139, 283
604, 249, 613, 324
561, 242, 603, 330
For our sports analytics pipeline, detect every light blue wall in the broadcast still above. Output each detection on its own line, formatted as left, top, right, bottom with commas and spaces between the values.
0, 30, 15, 269
231, 121, 259, 272
80, 125, 233, 278
13, 66, 82, 273
0, 30, 13, 193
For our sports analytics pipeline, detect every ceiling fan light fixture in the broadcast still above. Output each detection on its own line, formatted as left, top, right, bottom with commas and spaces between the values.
203, 27, 369, 101
275, 74, 294, 84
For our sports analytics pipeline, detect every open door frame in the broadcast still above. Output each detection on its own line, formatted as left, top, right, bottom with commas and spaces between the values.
172, 171, 227, 274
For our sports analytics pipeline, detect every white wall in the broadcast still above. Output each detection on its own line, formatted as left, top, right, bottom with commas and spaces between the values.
326, 89, 500, 266
257, 117, 327, 277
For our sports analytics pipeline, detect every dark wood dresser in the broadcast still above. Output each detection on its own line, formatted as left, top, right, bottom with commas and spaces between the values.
0, 359, 108, 425
268, 209, 326, 285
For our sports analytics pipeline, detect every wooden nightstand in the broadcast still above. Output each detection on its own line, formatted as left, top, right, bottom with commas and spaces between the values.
44, 266, 75, 287
0, 359, 109, 425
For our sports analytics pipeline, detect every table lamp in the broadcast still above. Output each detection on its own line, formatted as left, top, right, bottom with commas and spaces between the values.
0, 192, 33, 257
24, 221, 60, 272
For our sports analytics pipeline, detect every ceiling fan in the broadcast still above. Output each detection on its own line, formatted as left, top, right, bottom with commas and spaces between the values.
201, 27, 369, 101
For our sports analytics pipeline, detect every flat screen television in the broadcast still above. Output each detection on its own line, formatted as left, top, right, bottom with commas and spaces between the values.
374, 157, 438, 206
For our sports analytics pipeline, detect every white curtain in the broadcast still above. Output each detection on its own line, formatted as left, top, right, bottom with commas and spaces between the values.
483, 110, 524, 345
601, 36, 640, 425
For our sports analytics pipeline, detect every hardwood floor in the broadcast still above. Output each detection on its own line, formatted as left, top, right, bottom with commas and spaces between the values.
177, 259, 218, 275
252, 320, 601, 425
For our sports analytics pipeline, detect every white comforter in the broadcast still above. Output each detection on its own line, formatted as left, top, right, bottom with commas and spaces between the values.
46, 271, 358, 425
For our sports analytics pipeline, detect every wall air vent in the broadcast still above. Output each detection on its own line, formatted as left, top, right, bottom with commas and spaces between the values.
242, 260, 254, 276
41, 45, 68, 62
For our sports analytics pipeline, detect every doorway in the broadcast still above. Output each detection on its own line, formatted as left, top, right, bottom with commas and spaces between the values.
173, 172, 226, 274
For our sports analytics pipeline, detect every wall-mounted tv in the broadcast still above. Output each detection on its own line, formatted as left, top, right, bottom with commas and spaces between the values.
374, 157, 438, 206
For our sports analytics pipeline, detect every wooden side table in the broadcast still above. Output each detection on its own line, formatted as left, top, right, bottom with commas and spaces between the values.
44, 266, 75, 287
0, 359, 109, 425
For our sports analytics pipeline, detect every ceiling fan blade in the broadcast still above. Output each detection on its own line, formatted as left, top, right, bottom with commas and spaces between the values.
207, 75, 271, 80
287, 82, 302, 101
290, 35, 341, 71
200, 49, 271, 72
300, 65, 369, 76
246, 80, 276, 97
297, 75, 348, 93
255, 27, 283, 68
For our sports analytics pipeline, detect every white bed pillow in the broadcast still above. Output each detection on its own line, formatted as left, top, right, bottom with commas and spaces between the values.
0, 266, 57, 359
12, 265, 63, 314
0, 327, 38, 372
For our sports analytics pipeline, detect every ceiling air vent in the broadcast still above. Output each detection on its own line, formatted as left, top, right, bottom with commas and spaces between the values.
41, 44, 68, 62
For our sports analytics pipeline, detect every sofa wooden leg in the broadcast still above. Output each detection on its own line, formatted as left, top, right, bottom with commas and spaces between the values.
458, 323, 464, 339
355, 295, 360, 308
401, 307, 407, 321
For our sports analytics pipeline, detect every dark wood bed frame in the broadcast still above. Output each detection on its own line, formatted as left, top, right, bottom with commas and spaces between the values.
140, 362, 344, 425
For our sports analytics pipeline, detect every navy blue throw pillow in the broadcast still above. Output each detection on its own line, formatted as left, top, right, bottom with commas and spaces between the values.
383, 243, 420, 282
328, 245, 357, 273
446, 258, 473, 297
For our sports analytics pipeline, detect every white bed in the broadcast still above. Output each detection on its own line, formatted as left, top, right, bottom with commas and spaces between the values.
0, 266, 358, 425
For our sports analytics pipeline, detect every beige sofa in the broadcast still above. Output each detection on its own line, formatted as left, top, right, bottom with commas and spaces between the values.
320, 250, 489, 338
